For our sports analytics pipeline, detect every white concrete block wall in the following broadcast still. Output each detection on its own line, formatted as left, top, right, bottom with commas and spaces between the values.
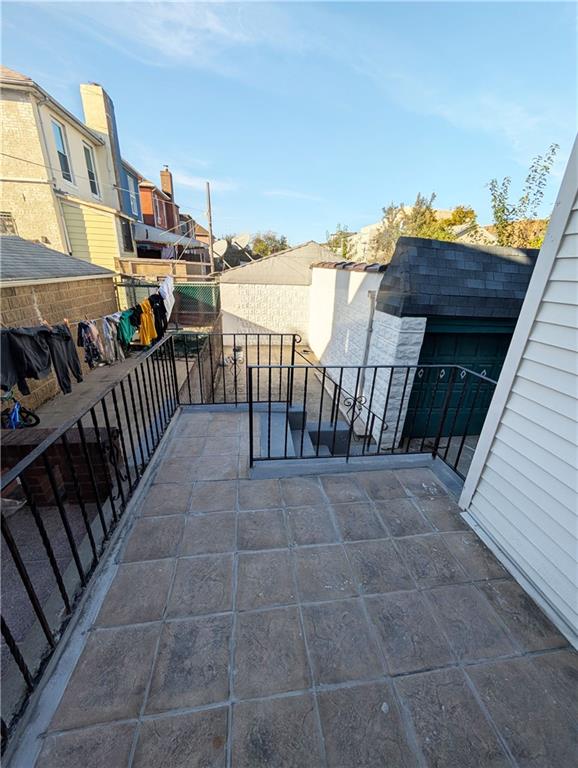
220, 283, 310, 341
364, 312, 426, 448
308, 266, 426, 448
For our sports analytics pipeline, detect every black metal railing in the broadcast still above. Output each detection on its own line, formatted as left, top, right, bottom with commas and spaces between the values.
248, 363, 497, 479
175, 332, 300, 406
0, 335, 180, 748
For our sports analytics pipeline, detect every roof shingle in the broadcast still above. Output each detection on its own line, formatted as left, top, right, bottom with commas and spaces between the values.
0, 236, 115, 283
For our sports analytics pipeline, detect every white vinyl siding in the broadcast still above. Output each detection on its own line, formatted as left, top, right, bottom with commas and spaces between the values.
461, 151, 578, 647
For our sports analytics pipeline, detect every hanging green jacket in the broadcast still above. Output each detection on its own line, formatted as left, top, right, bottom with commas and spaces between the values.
117, 310, 135, 347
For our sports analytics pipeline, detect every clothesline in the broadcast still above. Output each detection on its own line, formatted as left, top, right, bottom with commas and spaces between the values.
0, 276, 175, 399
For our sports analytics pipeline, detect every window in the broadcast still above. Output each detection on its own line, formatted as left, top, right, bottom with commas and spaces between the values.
153, 195, 163, 226
83, 144, 99, 197
0, 212, 17, 235
120, 218, 134, 252
51, 120, 73, 182
126, 173, 139, 216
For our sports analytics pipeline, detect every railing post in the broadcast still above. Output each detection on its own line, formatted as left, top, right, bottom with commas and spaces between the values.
170, 335, 180, 407
289, 335, 297, 406
248, 367, 254, 468
432, 366, 456, 459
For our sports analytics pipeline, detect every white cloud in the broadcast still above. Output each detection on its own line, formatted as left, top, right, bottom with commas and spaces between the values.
264, 188, 324, 203
54, 2, 307, 76
173, 170, 238, 193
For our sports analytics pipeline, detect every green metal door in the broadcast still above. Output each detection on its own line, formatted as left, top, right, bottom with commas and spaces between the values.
403, 318, 515, 439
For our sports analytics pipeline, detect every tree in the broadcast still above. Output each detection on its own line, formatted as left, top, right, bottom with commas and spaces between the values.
369, 193, 476, 262
326, 223, 354, 259
251, 231, 288, 259
488, 143, 559, 247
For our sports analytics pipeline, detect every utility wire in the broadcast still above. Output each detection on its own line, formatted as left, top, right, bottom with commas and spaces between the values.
0, 151, 208, 218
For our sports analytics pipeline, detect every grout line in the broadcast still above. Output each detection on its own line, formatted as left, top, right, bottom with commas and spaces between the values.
41, 644, 572, 741
286, 504, 329, 768
225, 489, 240, 768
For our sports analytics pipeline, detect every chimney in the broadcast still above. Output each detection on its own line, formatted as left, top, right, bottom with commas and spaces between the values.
160, 165, 174, 200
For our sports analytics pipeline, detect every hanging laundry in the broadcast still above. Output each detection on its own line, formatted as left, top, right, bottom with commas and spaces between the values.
138, 298, 157, 346
129, 304, 143, 330
0, 326, 51, 394
159, 275, 175, 320
101, 314, 125, 363
161, 245, 176, 260
45, 324, 83, 394
149, 293, 168, 340
77, 321, 102, 369
117, 309, 135, 347
1, 325, 83, 396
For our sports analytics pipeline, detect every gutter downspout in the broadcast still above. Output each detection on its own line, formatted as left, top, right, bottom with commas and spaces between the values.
358, 289, 377, 401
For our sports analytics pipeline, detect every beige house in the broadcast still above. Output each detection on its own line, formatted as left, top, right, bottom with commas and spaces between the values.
0, 67, 135, 271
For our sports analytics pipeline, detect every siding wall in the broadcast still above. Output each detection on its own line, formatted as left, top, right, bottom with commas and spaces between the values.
61, 200, 120, 271
462, 183, 578, 645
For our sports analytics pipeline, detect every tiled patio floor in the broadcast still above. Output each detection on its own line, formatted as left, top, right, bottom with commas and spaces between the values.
32, 410, 576, 767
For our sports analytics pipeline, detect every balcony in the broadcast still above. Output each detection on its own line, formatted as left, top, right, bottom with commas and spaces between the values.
1, 334, 575, 767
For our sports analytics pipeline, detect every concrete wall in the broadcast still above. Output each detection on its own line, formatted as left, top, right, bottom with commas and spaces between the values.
0, 276, 117, 409
220, 282, 310, 341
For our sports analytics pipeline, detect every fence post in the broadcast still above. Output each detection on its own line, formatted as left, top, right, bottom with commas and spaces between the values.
248, 368, 254, 468
432, 366, 456, 459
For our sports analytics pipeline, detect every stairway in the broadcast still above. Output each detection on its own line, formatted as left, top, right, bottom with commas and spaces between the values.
258, 406, 358, 460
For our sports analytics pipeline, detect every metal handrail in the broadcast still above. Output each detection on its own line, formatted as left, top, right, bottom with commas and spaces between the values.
247, 361, 497, 383
0, 335, 176, 492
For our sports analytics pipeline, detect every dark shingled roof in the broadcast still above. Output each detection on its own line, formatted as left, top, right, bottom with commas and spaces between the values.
376, 237, 539, 318
0, 236, 115, 283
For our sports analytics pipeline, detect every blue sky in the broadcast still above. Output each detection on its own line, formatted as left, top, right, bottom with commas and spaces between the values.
3, 1, 577, 242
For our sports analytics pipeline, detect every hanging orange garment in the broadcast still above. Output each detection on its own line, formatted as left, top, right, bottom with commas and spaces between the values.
139, 299, 157, 346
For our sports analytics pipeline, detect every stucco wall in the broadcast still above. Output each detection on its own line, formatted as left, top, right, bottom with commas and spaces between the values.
220, 282, 310, 341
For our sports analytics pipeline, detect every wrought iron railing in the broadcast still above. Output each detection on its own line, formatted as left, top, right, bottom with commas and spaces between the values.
247, 363, 497, 479
0, 335, 179, 748
175, 332, 300, 406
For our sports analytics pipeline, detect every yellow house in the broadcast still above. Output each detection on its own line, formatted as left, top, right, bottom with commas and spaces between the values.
0, 66, 137, 271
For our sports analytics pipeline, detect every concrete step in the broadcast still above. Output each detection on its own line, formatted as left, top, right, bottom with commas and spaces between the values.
259, 412, 295, 458
291, 428, 317, 458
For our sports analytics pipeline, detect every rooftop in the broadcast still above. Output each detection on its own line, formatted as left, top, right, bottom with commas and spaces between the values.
0, 236, 115, 284
6, 406, 574, 767
220, 241, 339, 285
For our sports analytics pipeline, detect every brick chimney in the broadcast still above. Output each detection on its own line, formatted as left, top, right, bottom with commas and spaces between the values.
160, 165, 174, 200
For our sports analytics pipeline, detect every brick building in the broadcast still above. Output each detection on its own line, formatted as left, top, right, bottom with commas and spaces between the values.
0, 235, 117, 409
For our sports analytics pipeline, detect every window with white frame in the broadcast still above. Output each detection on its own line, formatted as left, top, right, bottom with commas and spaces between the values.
127, 173, 139, 216
153, 195, 163, 225
83, 144, 100, 197
51, 120, 73, 183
